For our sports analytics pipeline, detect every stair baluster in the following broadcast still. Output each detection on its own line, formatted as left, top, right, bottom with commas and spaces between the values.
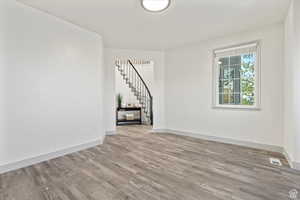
115, 59, 153, 125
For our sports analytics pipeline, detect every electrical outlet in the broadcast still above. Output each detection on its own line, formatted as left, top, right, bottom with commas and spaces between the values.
270, 158, 282, 166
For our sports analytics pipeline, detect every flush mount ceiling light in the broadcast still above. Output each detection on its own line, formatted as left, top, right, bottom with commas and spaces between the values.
141, 0, 171, 12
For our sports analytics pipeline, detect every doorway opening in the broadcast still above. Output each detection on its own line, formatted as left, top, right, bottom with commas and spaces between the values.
115, 59, 154, 129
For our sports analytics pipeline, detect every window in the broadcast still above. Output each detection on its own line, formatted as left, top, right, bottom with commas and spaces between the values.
213, 41, 260, 109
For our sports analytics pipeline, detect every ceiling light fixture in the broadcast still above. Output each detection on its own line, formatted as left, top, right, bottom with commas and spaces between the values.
141, 0, 170, 12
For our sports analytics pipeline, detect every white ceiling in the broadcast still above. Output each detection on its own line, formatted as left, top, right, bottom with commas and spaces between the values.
18, 0, 290, 50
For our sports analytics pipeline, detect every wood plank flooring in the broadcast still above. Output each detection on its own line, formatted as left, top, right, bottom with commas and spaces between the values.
1, 125, 300, 200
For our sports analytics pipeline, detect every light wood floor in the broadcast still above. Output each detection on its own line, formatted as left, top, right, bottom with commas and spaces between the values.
1, 125, 300, 200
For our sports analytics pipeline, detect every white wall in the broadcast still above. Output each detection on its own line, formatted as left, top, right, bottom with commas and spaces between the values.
115, 62, 154, 106
0, 0, 6, 165
0, 1, 104, 168
164, 24, 284, 147
284, 0, 300, 168
104, 48, 165, 133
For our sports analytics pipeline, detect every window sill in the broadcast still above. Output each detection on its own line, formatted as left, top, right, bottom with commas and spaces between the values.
212, 104, 261, 111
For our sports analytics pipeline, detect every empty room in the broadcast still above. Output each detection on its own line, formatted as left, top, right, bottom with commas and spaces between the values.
1, 0, 300, 199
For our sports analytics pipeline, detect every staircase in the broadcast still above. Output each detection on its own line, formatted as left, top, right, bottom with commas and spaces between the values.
115, 59, 153, 125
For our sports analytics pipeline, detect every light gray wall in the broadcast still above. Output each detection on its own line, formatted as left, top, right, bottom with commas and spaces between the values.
284, 0, 300, 166
164, 24, 284, 147
0, 1, 105, 166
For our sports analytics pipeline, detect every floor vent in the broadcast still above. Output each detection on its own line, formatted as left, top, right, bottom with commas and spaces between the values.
270, 158, 282, 166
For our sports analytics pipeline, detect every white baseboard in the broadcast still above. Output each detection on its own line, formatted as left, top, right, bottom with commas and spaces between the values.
106, 130, 117, 136
152, 129, 284, 153
0, 139, 102, 174
150, 129, 166, 133
283, 149, 295, 169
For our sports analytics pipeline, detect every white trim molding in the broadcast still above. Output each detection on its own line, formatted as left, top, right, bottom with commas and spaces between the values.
106, 130, 117, 136
152, 129, 283, 153
0, 139, 103, 174
283, 149, 295, 169
282, 149, 300, 171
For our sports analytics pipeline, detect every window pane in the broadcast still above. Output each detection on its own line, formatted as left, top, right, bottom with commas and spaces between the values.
218, 56, 241, 105
230, 56, 241, 66
223, 66, 230, 79
219, 57, 229, 66
241, 54, 255, 105
223, 93, 230, 104
215, 43, 258, 108
223, 79, 233, 93
234, 66, 241, 79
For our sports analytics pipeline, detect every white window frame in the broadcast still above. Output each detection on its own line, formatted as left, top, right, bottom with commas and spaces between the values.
212, 41, 261, 110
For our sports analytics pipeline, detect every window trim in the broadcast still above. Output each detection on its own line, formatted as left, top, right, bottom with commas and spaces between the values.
212, 41, 261, 110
